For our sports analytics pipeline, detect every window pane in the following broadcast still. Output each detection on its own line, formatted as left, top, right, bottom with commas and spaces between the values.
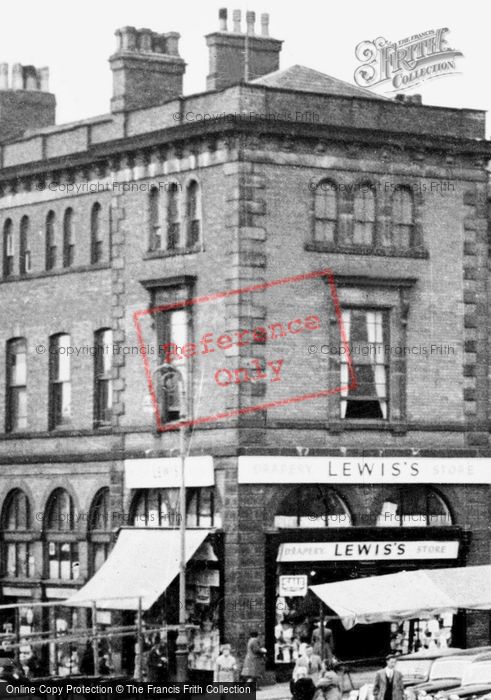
6, 544, 16, 577
314, 220, 335, 243
57, 336, 71, 381
315, 187, 337, 219
10, 342, 27, 385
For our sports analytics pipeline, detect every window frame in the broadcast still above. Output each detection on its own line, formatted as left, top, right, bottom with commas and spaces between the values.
93, 329, 113, 428
2, 489, 34, 579
274, 485, 352, 529
6, 337, 27, 433
148, 187, 162, 252
88, 488, 111, 574
352, 186, 376, 246
48, 334, 72, 430
375, 486, 453, 527
90, 202, 104, 264
392, 187, 415, 250
62, 208, 75, 268
44, 489, 79, 581
3, 218, 14, 278
166, 182, 181, 251
185, 180, 201, 249
313, 180, 338, 244
19, 215, 31, 275
46, 210, 57, 271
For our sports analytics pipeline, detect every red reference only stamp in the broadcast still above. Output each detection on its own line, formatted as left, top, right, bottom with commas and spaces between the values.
133, 269, 354, 430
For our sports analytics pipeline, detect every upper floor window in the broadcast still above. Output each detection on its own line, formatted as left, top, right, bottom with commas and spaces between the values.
63, 208, 75, 268
392, 188, 414, 249
49, 334, 71, 430
376, 487, 453, 527
90, 203, 103, 264
46, 211, 57, 271
274, 486, 352, 528
6, 338, 27, 433
340, 308, 388, 420
353, 188, 375, 246
130, 487, 219, 528
2, 489, 34, 578
94, 329, 113, 427
44, 488, 79, 580
3, 219, 14, 278
166, 183, 180, 250
88, 488, 110, 574
313, 181, 337, 243
19, 216, 31, 275
155, 305, 189, 423
185, 180, 201, 248
148, 188, 162, 252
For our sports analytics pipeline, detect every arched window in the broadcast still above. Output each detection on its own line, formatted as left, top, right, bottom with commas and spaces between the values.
6, 338, 27, 433
274, 486, 352, 528
46, 211, 57, 270
313, 182, 337, 243
185, 180, 200, 248
19, 216, 31, 274
62, 208, 75, 268
44, 489, 79, 580
130, 487, 219, 528
88, 488, 110, 574
166, 183, 180, 250
353, 188, 375, 245
90, 203, 103, 264
148, 188, 161, 251
3, 218, 14, 277
375, 486, 452, 527
392, 188, 414, 249
2, 489, 34, 578
94, 329, 113, 427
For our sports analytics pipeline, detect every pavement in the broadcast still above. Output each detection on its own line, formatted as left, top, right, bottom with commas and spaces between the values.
257, 668, 377, 700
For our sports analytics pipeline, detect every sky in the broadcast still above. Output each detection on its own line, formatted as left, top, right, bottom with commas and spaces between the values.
0, 0, 487, 131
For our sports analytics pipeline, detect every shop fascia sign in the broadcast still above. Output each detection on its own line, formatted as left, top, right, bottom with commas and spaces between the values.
238, 456, 491, 484
277, 540, 459, 562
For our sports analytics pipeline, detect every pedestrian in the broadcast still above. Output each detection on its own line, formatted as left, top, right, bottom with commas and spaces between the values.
294, 645, 323, 684
373, 655, 404, 700
314, 664, 342, 700
80, 641, 95, 676
147, 640, 169, 683
241, 630, 266, 688
290, 666, 317, 700
214, 644, 237, 682
311, 623, 334, 663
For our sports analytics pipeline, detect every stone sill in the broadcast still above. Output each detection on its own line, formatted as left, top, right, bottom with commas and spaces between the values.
0, 261, 110, 284
305, 243, 429, 259
144, 245, 203, 260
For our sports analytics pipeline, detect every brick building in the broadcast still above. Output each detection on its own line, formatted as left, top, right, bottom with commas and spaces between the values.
0, 8, 490, 679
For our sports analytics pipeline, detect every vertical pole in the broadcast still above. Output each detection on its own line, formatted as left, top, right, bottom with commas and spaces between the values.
14, 606, 20, 665
175, 413, 188, 681
319, 601, 325, 662
92, 602, 99, 676
137, 598, 143, 682
50, 605, 57, 677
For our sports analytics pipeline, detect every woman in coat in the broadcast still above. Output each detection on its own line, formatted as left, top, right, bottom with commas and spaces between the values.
241, 631, 266, 686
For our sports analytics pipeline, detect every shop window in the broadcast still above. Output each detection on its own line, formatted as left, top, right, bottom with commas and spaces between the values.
375, 486, 453, 527
46, 210, 57, 270
185, 180, 201, 248
353, 188, 375, 246
48, 333, 71, 430
90, 202, 104, 264
2, 489, 34, 578
274, 485, 352, 528
166, 183, 180, 250
2, 218, 14, 278
340, 308, 388, 420
94, 329, 113, 427
392, 188, 414, 249
313, 181, 337, 243
62, 208, 75, 268
154, 306, 190, 423
6, 338, 27, 433
19, 215, 31, 275
44, 489, 79, 581
148, 187, 162, 251
88, 488, 111, 574
130, 487, 219, 528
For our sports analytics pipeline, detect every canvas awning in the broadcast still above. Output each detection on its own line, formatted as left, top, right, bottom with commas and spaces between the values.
310, 565, 491, 630
65, 528, 211, 610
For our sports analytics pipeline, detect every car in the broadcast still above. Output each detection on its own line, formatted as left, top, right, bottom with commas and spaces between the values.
355, 649, 467, 700
405, 648, 491, 700
429, 653, 491, 700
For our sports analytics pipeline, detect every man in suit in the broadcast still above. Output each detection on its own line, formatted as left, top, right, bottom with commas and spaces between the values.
373, 655, 404, 700
293, 645, 323, 684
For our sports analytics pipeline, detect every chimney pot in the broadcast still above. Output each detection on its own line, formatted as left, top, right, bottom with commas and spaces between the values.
11, 63, 23, 89
260, 13, 269, 37
232, 9, 241, 33
38, 66, 50, 91
164, 32, 180, 56
219, 8, 228, 31
0, 63, 8, 90
120, 26, 138, 51
246, 11, 255, 35
139, 28, 153, 52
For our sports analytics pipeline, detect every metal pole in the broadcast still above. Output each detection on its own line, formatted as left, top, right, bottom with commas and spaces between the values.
175, 385, 188, 681
92, 602, 99, 676
137, 598, 143, 682
319, 601, 325, 661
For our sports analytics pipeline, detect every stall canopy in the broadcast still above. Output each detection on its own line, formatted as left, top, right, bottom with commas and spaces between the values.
65, 528, 211, 611
310, 565, 491, 630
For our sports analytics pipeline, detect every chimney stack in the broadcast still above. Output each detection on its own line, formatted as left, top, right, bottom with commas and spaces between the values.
109, 27, 186, 112
206, 8, 283, 91
0, 63, 56, 141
